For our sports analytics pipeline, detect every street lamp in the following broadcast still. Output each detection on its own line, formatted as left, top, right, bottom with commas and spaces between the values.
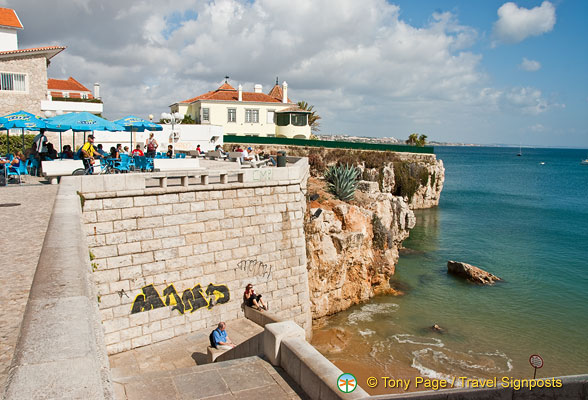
160, 112, 182, 157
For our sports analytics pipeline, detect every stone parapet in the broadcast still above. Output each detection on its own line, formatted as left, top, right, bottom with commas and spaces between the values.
3, 179, 113, 399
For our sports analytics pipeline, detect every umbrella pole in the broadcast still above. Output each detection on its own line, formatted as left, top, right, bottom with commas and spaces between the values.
6, 130, 9, 155
22, 128, 25, 152
59, 132, 62, 158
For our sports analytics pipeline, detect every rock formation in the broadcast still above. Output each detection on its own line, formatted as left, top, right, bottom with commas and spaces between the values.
306, 185, 415, 319
447, 260, 501, 285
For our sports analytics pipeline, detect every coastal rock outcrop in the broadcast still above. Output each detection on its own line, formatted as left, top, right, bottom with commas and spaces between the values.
306, 186, 415, 319
447, 261, 501, 285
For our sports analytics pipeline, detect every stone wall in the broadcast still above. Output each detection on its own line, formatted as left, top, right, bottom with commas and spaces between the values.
0, 55, 47, 116
79, 164, 311, 354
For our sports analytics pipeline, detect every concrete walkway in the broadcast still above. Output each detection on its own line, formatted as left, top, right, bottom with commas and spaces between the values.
0, 183, 58, 392
110, 319, 308, 399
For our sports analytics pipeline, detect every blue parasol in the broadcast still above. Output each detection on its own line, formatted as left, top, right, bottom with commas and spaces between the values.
0, 110, 47, 153
114, 115, 163, 149
45, 111, 123, 132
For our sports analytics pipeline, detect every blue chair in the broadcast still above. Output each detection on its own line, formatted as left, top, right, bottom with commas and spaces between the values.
7, 160, 28, 184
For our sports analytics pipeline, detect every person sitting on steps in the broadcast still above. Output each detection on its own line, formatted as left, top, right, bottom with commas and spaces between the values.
243, 283, 268, 311
210, 322, 236, 350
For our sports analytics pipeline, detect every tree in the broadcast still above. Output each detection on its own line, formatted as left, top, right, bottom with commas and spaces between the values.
297, 101, 322, 133
417, 134, 427, 147
406, 133, 419, 145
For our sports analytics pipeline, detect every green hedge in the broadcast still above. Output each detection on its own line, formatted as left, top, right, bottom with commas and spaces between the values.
223, 135, 434, 154
0, 133, 36, 154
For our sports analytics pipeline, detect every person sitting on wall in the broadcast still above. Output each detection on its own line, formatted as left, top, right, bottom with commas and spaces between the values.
166, 145, 173, 158
214, 144, 227, 156
243, 283, 268, 311
132, 144, 144, 156
196, 144, 204, 155
210, 322, 236, 350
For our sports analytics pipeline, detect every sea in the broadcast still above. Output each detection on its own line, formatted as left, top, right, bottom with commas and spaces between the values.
311, 146, 588, 391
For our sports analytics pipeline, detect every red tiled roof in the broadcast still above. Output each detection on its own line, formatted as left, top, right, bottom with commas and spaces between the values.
181, 82, 287, 104
48, 77, 91, 92
0, 8, 23, 29
0, 46, 65, 59
50, 91, 62, 97
267, 84, 292, 103
276, 106, 310, 113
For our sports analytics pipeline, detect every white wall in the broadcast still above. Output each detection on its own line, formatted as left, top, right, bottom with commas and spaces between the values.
135, 124, 224, 153
41, 99, 103, 114
0, 28, 18, 51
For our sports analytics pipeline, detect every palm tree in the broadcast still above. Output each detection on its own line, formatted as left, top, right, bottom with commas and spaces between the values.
406, 133, 419, 145
297, 101, 322, 133
417, 134, 427, 147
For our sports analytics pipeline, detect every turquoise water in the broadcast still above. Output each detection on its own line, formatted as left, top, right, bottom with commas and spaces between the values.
314, 146, 588, 381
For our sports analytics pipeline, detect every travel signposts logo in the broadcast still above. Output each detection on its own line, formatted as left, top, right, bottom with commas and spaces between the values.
337, 373, 357, 393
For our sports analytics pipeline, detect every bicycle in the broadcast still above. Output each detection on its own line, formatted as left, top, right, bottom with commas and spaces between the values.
72, 158, 119, 175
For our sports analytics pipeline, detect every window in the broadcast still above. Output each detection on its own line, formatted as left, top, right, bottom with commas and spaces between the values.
267, 110, 275, 124
0, 72, 26, 92
227, 108, 236, 123
62, 92, 69, 98
291, 113, 308, 126
202, 108, 210, 122
276, 113, 290, 126
81, 93, 88, 99
245, 109, 259, 123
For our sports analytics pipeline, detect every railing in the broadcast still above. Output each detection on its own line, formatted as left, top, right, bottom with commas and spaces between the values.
224, 134, 435, 154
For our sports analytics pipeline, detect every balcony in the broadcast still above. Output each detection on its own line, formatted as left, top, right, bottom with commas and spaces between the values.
41, 97, 104, 115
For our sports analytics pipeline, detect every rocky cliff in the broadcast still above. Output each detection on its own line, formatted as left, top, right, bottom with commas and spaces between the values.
305, 152, 445, 319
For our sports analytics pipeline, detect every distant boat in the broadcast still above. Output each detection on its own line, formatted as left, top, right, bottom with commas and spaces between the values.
540, 162, 545, 165
581, 159, 588, 165
517, 145, 522, 156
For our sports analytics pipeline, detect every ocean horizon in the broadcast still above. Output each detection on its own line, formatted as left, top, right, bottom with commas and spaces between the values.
312, 146, 588, 391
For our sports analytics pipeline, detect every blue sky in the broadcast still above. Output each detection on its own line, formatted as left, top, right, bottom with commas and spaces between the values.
4, 0, 587, 147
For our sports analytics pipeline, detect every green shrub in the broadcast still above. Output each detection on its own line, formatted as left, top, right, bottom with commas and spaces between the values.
0, 133, 36, 154
393, 161, 428, 201
324, 164, 359, 202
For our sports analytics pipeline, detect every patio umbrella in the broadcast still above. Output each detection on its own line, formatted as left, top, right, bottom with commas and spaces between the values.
114, 115, 162, 149
45, 111, 123, 132
0, 110, 47, 153
45, 112, 123, 152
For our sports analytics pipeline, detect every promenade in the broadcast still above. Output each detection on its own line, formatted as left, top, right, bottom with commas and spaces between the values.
0, 182, 58, 392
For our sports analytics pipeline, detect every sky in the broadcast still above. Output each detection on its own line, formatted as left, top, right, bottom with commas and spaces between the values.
4, 0, 587, 147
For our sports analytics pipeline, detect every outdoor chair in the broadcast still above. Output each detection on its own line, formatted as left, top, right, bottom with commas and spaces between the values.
7, 161, 28, 184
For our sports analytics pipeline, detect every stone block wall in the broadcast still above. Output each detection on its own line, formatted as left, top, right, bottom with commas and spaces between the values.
81, 179, 310, 355
0, 55, 47, 116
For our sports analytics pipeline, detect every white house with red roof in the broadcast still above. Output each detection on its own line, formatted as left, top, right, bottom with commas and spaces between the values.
0, 7, 102, 117
41, 76, 103, 115
170, 79, 311, 139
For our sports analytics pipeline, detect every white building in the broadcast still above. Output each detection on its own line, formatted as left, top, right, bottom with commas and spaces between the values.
0, 7, 21, 51
170, 79, 311, 139
41, 77, 103, 115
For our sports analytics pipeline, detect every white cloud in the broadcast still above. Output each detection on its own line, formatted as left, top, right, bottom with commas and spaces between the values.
493, 1, 556, 45
3, 0, 568, 145
529, 123, 545, 132
519, 58, 541, 71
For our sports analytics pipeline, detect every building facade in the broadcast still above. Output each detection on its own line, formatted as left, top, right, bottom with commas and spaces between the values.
170, 80, 311, 139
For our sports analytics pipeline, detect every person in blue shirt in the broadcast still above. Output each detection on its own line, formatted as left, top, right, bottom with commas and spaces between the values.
211, 322, 236, 350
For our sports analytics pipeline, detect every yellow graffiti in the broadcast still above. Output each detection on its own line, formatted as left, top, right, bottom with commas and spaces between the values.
131, 283, 230, 314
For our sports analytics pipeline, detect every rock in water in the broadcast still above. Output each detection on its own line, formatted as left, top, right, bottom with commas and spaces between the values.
447, 261, 501, 285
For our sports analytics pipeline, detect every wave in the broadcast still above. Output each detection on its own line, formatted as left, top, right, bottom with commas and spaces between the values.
411, 347, 513, 381
392, 334, 444, 348
347, 303, 399, 325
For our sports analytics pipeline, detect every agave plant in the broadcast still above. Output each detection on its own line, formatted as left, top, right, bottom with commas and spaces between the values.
324, 164, 359, 201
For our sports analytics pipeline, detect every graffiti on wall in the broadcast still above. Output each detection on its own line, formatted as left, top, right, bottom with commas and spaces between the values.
237, 259, 273, 280
131, 283, 230, 314
252, 168, 272, 181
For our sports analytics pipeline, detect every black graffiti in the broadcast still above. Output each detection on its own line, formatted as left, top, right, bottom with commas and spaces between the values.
131, 284, 165, 313
131, 283, 230, 315
237, 259, 273, 280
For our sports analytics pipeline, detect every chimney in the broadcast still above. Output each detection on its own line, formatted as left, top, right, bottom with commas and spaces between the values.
254, 84, 262, 93
238, 84, 243, 101
282, 81, 288, 103
93, 83, 100, 99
